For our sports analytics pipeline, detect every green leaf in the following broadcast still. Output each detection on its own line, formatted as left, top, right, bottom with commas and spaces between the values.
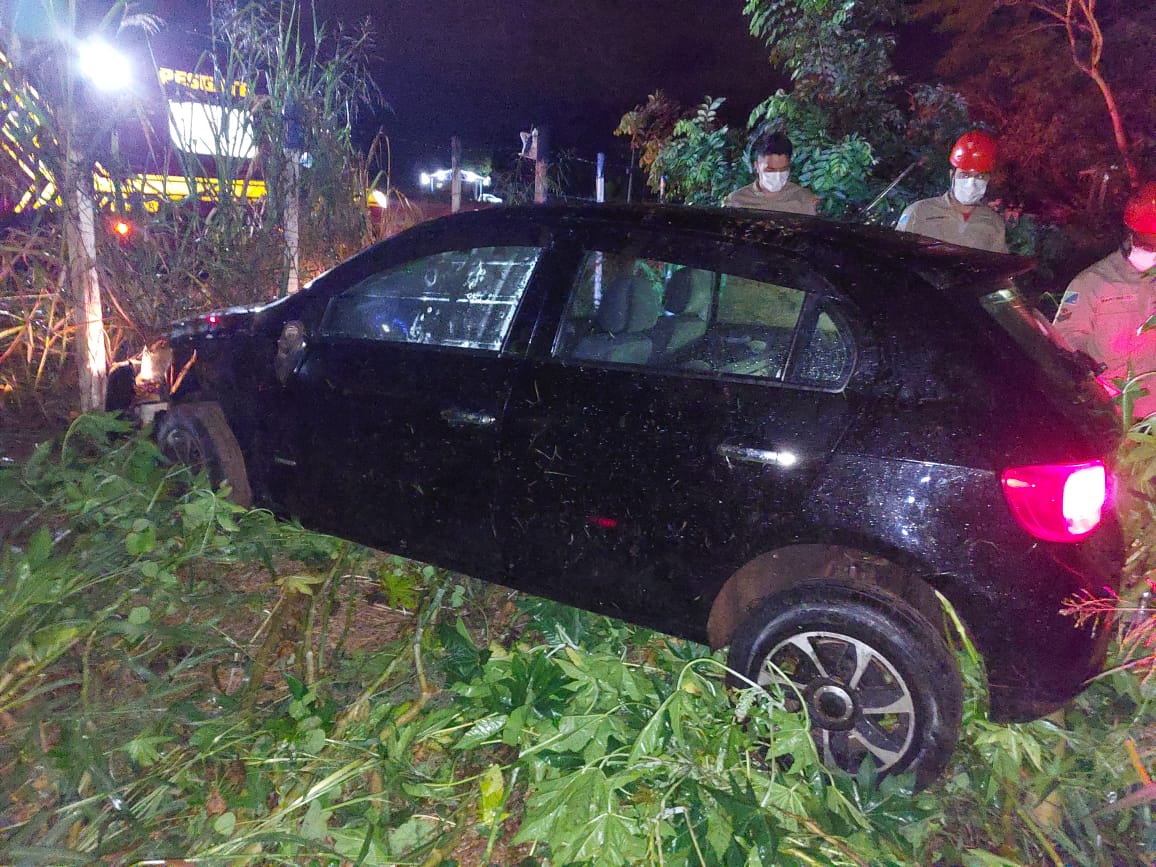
277, 572, 326, 596
628, 703, 668, 762
515, 767, 610, 847
546, 713, 607, 755
962, 851, 1023, 867
567, 809, 647, 865
127, 606, 150, 625
125, 524, 157, 555
26, 526, 53, 568
479, 763, 505, 826
213, 811, 236, 836
330, 823, 390, 863
300, 799, 329, 840
300, 727, 326, 753
384, 815, 440, 855
120, 733, 172, 767
16, 623, 82, 664
456, 714, 508, 750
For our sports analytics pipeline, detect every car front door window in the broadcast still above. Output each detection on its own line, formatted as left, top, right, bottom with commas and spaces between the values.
321, 245, 544, 351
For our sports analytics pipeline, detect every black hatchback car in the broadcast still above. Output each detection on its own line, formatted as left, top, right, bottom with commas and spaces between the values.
146, 204, 1124, 786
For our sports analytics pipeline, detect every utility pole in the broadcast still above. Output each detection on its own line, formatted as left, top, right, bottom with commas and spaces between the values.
451, 135, 462, 214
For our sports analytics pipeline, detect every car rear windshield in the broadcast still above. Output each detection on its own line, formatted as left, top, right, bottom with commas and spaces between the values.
980, 285, 1109, 403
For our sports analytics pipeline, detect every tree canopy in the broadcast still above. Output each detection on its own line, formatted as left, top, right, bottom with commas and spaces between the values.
915, 0, 1155, 208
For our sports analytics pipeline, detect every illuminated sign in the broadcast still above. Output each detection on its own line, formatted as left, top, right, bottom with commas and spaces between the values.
157, 67, 248, 97
168, 101, 257, 159
92, 171, 268, 207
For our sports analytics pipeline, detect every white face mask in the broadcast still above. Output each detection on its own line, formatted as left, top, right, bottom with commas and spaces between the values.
1126, 245, 1156, 273
953, 176, 987, 205
758, 170, 790, 193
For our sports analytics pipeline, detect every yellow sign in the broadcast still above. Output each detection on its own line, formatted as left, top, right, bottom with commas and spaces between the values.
158, 67, 248, 98
92, 172, 268, 205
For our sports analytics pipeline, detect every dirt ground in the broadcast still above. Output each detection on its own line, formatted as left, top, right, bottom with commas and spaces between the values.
0, 385, 76, 461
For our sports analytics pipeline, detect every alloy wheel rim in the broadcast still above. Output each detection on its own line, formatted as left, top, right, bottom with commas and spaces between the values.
162, 428, 207, 473
760, 630, 916, 774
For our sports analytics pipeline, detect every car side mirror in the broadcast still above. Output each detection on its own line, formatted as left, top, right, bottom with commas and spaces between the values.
274, 320, 307, 385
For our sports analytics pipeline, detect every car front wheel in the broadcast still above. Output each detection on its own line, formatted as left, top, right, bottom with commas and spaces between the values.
156, 402, 252, 507
727, 580, 962, 788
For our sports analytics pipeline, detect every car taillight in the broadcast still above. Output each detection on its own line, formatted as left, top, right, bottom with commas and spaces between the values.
1000, 461, 1107, 542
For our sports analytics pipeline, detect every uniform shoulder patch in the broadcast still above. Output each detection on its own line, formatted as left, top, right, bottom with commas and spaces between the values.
1061, 291, 1079, 305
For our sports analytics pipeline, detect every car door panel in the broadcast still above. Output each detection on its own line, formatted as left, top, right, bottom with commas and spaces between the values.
272, 237, 554, 574
497, 231, 858, 641
501, 363, 851, 641
290, 343, 515, 573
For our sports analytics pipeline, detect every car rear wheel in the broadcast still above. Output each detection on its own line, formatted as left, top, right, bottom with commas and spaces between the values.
727, 580, 962, 788
156, 402, 252, 507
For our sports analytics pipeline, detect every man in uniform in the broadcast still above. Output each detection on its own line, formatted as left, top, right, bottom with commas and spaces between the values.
723, 132, 819, 216
896, 130, 1009, 253
1053, 182, 1156, 420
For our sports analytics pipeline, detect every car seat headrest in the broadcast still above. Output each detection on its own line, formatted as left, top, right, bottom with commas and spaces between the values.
664, 268, 712, 318
596, 275, 662, 334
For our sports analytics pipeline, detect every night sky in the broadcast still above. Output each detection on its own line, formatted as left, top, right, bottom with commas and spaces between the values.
142, 1, 785, 188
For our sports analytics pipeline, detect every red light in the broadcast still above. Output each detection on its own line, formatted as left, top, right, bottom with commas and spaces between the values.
1094, 374, 1121, 399
1000, 461, 1107, 542
113, 219, 132, 237
587, 515, 618, 529
206, 314, 220, 325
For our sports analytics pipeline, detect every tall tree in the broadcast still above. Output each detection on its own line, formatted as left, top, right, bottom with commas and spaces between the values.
917, 0, 1153, 204
740, 0, 971, 218
5, 1, 160, 412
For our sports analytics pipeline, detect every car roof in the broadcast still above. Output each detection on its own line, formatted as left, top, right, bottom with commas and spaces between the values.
415, 202, 1034, 296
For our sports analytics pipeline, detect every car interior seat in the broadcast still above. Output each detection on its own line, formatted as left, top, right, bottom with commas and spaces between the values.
570, 275, 662, 364
652, 267, 713, 359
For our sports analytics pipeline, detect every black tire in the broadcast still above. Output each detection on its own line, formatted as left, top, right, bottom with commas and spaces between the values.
727, 580, 962, 788
156, 402, 253, 507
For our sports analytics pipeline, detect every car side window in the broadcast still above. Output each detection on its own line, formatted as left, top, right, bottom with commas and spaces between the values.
321, 245, 543, 351
553, 250, 853, 388
792, 309, 854, 386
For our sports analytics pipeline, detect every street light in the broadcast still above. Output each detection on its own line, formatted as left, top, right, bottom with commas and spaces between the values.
77, 38, 133, 92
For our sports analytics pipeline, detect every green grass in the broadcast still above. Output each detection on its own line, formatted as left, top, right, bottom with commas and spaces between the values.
0, 414, 1153, 865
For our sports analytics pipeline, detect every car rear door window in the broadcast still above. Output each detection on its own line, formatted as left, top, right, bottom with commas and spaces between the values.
791, 310, 855, 386
321, 245, 543, 351
553, 250, 853, 388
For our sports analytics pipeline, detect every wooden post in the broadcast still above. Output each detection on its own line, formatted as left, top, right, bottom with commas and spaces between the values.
627, 145, 635, 203
534, 127, 549, 204
451, 136, 462, 214
596, 152, 605, 203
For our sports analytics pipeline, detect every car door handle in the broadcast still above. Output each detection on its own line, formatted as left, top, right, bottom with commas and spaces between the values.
440, 407, 497, 428
717, 440, 804, 468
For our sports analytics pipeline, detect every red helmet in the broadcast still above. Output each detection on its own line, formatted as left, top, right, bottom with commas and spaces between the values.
1124, 182, 1156, 234
950, 130, 998, 173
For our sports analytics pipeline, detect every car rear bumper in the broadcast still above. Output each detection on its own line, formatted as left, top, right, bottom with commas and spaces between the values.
955, 514, 1123, 722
